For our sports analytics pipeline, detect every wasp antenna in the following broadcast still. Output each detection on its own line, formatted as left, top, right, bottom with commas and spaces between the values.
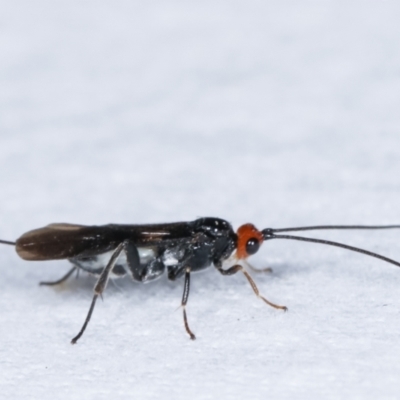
271, 224, 400, 233
0, 239, 16, 246
261, 230, 400, 269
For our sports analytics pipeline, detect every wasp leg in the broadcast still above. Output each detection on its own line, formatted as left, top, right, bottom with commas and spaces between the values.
217, 264, 287, 311
168, 265, 185, 281
71, 242, 125, 344
39, 266, 77, 286
181, 267, 196, 340
124, 241, 141, 280
139, 259, 165, 282
244, 260, 273, 274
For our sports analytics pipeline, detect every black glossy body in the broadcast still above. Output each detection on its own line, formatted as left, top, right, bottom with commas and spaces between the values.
16, 217, 238, 283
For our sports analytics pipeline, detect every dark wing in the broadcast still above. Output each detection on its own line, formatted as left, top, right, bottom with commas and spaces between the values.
15, 223, 118, 261
15, 221, 196, 261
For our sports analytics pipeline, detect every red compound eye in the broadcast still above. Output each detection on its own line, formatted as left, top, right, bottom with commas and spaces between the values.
236, 223, 263, 259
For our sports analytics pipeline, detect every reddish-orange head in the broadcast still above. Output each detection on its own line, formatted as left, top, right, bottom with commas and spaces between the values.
235, 223, 264, 259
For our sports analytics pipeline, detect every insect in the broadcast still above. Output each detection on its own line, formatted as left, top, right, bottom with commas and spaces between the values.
1, 218, 400, 344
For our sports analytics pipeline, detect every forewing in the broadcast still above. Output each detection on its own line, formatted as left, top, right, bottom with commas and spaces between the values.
15, 223, 113, 261
15, 221, 196, 261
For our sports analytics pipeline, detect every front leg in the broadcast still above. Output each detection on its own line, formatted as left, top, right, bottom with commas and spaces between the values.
216, 264, 287, 311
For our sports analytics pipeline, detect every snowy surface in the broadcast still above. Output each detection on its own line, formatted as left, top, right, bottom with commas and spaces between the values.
1, 1, 400, 399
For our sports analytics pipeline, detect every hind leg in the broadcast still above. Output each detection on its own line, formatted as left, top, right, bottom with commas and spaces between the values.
39, 266, 77, 286
71, 242, 126, 344
124, 241, 165, 282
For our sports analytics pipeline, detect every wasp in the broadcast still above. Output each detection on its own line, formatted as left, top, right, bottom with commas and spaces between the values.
1, 217, 400, 343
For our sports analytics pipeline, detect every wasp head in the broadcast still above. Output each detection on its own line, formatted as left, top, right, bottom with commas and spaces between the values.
235, 223, 265, 259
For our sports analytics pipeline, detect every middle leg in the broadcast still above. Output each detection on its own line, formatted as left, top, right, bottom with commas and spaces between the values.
181, 267, 196, 340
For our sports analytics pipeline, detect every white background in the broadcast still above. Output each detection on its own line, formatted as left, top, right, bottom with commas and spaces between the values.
1, 1, 400, 399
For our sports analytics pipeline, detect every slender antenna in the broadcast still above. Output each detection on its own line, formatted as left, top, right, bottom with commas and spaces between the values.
0, 239, 15, 246
272, 225, 400, 233
261, 230, 400, 269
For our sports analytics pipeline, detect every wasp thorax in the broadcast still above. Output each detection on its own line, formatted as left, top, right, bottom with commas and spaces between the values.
236, 223, 264, 259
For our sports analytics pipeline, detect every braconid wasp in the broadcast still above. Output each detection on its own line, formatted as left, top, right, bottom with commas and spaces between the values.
1, 218, 400, 343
